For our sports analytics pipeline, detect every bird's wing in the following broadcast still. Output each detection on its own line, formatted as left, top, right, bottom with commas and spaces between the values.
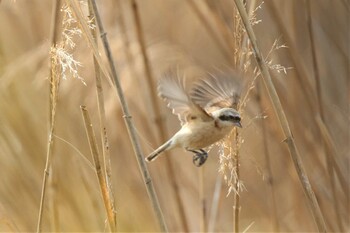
158, 69, 213, 125
190, 72, 241, 112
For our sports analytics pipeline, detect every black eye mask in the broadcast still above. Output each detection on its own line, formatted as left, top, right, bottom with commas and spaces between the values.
219, 115, 241, 122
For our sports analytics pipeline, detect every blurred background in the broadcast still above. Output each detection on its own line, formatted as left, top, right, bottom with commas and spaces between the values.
0, 0, 348, 232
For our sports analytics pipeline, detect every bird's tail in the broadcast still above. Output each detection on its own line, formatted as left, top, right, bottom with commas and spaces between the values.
145, 140, 172, 162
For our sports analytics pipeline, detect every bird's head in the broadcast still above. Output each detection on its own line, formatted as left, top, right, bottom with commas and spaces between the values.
212, 108, 242, 128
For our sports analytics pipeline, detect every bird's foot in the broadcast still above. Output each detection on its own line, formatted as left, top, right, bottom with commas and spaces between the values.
188, 149, 208, 167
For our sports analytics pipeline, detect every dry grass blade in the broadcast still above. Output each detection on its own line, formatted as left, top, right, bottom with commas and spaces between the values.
88, 0, 117, 229
233, 0, 326, 232
87, 0, 168, 231
80, 106, 116, 232
37, 0, 62, 232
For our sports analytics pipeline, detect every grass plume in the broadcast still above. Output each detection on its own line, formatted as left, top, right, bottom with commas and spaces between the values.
36, 0, 62, 231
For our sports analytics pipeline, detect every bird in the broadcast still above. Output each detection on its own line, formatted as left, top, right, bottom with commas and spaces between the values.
145, 69, 242, 167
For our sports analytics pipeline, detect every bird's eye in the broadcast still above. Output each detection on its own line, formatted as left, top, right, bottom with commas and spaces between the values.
219, 115, 229, 121
232, 116, 241, 121
219, 115, 240, 122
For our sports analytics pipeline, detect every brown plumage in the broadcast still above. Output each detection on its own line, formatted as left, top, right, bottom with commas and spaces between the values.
146, 69, 242, 166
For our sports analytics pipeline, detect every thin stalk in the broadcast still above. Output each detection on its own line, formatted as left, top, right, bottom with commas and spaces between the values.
233, 0, 326, 232
49, 168, 59, 232
37, 0, 61, 232
80, 106, 116, 232
306, 1, 343, 231
233, 129, 240, 233
88, 1, 117, 230
87, 0, 168, 231
233, 194, 240, 233
130, 1, 188, 231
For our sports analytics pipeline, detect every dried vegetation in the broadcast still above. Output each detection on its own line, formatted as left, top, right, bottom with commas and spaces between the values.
0, 0, 348, 232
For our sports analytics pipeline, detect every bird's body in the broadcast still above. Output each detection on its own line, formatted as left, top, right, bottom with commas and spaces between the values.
173, 114, 234, 149
170, 119, 230, 149
146, 69, 242, 166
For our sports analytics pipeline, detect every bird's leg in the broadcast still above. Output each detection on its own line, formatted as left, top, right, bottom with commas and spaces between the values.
187, 149, 208, 167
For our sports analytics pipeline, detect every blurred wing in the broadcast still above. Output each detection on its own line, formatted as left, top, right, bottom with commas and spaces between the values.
190, 72, 241, 112
158, 69, 212, 124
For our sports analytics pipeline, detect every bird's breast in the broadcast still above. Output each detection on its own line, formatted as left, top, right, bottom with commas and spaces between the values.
175, 121, 233, 150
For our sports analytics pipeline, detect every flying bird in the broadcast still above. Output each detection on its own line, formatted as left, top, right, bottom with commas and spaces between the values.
145, 69, 242, 166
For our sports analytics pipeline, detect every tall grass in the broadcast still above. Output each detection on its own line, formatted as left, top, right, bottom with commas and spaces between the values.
0, 0, 348, 232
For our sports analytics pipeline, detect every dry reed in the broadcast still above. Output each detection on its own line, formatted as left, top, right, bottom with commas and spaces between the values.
87, 0, 168, 231
88, 0, 117, 228
0, 0, 347, 232
233, 0, 326, 231
36, 0, 62, 231
80, 105, 116, 231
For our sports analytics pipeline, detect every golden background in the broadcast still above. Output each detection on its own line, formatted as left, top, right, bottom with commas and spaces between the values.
0, 0, 348, 232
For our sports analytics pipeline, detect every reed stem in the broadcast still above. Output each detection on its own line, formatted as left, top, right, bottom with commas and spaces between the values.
87, 0, 168, 231
233, 0, 326, 231
233, 130, 240, 233
81, 106, 117, 232
87, 1, 117, 230
37, 0, 61, 231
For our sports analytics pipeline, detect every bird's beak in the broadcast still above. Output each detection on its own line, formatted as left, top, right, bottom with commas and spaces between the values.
235, 122, 242, 128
